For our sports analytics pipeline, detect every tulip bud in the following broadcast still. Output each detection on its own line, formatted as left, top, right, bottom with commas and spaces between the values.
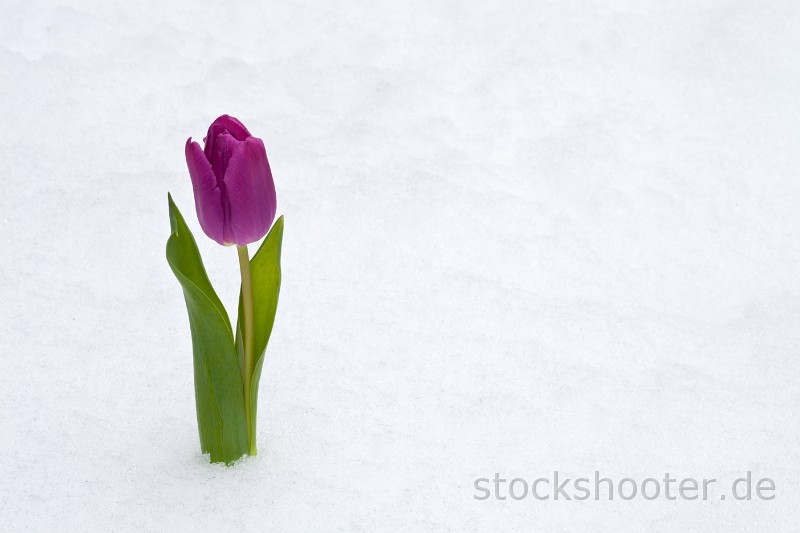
185, 115, 277, 246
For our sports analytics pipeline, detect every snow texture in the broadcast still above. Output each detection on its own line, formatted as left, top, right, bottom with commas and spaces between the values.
1, 0, 799, 531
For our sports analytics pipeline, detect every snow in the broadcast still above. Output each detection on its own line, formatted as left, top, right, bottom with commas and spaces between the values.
1, 0, 799, 530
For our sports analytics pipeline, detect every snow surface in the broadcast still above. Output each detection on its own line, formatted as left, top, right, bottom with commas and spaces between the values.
1, 0, 799, 531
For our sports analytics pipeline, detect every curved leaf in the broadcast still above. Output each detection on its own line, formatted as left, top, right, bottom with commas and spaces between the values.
235, 216, 284, 449
166, 194, 249, 464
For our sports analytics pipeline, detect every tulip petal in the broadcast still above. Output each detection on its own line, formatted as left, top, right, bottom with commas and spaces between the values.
185, 138, 226, 245
208, 132, 240, 183
223, 137, 277, 245
204, 115, 252, 159
213, 115, 251, 140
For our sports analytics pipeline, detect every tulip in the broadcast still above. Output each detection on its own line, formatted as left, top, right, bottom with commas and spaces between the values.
182, 114, 280, 457
185, 114, 276, 246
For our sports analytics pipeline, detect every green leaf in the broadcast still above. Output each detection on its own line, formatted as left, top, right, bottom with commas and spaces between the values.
166, 194, 249, 464
235, 216, 284, 449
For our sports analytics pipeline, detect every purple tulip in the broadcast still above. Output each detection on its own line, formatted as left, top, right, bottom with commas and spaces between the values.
185, 115, 277, 246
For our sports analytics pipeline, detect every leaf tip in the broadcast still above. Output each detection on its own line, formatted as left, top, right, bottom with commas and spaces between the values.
167, 193, 181, 235
271, 216, 284, 244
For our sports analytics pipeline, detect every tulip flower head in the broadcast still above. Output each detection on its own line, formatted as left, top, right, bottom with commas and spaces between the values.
185, 115, 277, 246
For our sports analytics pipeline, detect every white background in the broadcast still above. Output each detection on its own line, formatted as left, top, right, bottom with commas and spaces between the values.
1, 0, 798, 531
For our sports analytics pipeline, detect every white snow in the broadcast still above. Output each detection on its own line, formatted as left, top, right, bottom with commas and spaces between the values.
1, 0, 799, 530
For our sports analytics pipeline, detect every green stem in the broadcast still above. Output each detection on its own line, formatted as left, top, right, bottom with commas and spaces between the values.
237, 245, 257, 455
